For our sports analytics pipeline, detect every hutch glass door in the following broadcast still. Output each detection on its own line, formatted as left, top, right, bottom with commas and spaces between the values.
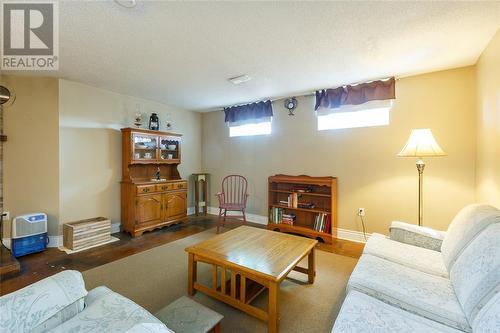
159, 136, 180, 162
132, 133, 158, 161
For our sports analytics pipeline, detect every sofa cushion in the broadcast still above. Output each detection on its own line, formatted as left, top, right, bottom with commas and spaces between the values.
441, 204, 500, 270
347, 254, 470, 332
389, 222, 446, 251
0, 270, 87, 333
364, 233, 448, 277
47, 286, 172, 333
450, 223, 500, 324
332, 290, 463, 333
472, 290, 500, 333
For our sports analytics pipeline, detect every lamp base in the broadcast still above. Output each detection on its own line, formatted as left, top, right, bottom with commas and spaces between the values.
416, 159, 425, 226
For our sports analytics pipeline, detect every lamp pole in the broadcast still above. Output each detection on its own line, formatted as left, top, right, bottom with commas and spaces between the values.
416, 159, 425, 226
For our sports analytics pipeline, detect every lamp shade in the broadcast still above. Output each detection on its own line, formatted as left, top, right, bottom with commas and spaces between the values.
398, 129, 446, 157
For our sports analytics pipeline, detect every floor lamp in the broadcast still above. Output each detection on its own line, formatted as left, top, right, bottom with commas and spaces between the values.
398, 129, 446, 226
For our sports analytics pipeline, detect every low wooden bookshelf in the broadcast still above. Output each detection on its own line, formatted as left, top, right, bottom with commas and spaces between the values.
267, 175, 337, 244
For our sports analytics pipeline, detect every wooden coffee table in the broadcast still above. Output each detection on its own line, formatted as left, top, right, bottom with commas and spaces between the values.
185, 226, 317, 333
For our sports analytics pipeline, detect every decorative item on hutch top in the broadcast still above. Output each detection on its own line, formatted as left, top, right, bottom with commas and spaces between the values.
149, 113, 159, 130
121, 127, 187, 237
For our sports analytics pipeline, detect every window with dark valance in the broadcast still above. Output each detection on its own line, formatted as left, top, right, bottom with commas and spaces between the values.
224, 100, 273, 137
315, 78, 395, 130
315, 77, 395, 113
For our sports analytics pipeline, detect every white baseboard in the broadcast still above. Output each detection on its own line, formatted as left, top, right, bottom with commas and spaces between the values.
337, 228, 371, 243
48, 235, 62, 248
111, 222, 121, 234
207, 207, 267, 225
207, 207, 370, 243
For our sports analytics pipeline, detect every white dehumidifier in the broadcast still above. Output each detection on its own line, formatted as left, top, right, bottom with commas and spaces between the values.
11, 213, 48, 257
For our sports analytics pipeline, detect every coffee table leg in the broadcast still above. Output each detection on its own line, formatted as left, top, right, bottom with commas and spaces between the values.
188, 253, 197, 295
268, 282, 279, 333
308, 248, 315, 284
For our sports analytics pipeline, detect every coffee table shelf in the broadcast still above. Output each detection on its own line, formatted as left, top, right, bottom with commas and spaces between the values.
218, 274, 266, 305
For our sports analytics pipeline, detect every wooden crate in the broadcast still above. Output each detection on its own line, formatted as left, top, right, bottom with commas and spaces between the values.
63, 217, 111, 251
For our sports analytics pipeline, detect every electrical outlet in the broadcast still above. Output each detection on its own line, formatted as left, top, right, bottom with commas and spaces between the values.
357, 208, 365, 217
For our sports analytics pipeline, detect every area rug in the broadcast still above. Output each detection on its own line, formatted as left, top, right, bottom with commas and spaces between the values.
82, 228, 358, 333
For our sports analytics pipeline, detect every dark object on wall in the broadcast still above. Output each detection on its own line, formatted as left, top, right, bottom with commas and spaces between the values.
315, 77, 395, 111
224, 100, 273, 123
0, 85, 16, 108
149, 113, 159, 130
284, 97, 298, 116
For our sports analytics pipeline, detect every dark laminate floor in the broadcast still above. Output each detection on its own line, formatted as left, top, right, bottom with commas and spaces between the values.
0, 215, 362, 296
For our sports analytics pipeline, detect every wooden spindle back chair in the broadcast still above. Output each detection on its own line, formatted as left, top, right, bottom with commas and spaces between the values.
216, 175, 249, 233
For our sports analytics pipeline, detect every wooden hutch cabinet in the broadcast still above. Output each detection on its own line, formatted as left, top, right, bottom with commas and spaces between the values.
121, 128, 188, 237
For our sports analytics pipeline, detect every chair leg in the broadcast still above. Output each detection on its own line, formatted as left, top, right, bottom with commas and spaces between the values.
242, 209, 247, 225
223, 210, 227, 228
217, 208, 223, 234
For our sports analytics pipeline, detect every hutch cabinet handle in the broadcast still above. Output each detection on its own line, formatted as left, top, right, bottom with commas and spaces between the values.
143, 188, 150, 193
161, 186, 167, 191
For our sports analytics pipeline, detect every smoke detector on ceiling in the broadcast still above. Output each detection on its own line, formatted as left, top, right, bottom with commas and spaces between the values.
114, 0, 137, 8
228, 75, 251, 85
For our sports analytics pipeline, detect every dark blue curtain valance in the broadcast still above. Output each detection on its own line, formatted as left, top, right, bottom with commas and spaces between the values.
315, 77, 395, 111
224, 100, 273, 123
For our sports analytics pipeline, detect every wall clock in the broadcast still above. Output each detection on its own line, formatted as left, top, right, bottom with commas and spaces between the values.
284, 97, 298, 116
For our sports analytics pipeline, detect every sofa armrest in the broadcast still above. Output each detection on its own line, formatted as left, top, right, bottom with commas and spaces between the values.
0, 270, 87, 333
389, 221, 446, 251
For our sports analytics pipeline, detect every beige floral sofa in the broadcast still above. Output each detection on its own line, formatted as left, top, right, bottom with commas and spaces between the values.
333, 203, 500, 333
0, 270, 173, 333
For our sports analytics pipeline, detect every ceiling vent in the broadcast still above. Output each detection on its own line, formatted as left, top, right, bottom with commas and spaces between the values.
228, 75, 251, 85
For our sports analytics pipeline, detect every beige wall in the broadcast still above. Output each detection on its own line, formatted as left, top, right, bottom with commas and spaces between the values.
475, 30, 500, 208
59, 80, 202, 230
2, 75, 60, 236
202, 67, 477, 234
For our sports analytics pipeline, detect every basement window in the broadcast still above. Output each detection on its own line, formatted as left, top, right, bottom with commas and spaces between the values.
229, 119, 272, 137
317, 100, 392, 131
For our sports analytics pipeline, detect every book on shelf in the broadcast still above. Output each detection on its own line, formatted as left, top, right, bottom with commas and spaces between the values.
298, 202, 315, 209
269, 207, 296, 225
313, 213, 331, 233
278, 193, 299, 208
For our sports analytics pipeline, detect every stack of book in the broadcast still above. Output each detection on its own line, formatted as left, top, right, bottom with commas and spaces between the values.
282, 213, 296, 225
292, 186, 313, 193
298, 202, 315, 209
313, 213, 331, 233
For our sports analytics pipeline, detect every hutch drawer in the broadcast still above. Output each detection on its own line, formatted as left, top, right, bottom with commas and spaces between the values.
172, 182, 188, 190
137, 184, 156, 194
156, 184, 172, 192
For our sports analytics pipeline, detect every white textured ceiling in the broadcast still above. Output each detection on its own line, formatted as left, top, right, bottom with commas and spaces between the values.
7, 1, 500, 111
